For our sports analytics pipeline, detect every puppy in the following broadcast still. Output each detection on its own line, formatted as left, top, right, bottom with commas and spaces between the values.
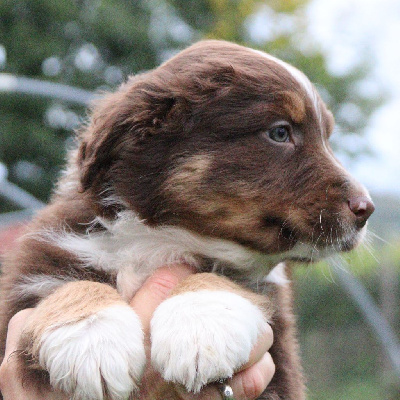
0, 40, 374, 400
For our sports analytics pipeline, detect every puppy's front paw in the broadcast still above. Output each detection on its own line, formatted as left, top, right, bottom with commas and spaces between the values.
38, 304, 145, 400
151, 290, 268, 392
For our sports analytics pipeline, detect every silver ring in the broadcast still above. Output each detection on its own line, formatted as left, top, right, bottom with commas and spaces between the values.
217, 382, 235, 400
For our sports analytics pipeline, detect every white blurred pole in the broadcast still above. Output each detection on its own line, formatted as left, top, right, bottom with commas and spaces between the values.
334, 266, 400, 378
0, 73, 97, 208
0, 73, 96, 106
0, 163, 45, 210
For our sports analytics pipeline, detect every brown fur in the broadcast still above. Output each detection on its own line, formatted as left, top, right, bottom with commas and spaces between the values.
260, 269, 305, 399
171, 273, 273, 313
0, 40, 374, 399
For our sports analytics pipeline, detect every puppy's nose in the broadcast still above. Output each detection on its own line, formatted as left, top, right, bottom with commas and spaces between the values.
348, 196, 375, 228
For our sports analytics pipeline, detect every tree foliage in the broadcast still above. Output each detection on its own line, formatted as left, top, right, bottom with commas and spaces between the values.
0, 0, 383, 206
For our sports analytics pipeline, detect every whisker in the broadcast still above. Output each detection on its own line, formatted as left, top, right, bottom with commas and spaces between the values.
327, 254, 349, 276
367, 230, 392, 247
321, 261, 336, 284
360, 242, 380, 264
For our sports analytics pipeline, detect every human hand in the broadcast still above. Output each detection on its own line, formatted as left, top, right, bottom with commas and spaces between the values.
0, 308, 68, 400
0, 265, 275, 400
132, 264, 276, 400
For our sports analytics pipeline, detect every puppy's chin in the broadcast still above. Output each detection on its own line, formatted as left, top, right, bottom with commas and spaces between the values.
334, 224, 368, 253
280, 225, 368, 264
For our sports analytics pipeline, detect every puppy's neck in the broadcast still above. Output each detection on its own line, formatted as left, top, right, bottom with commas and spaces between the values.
97, 210, 275, 268
107, 211, 285, 297
41, 210, 280, 298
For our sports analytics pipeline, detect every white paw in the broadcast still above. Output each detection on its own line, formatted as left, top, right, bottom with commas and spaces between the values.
38, 304, 145, 400
150, 290, 268, 393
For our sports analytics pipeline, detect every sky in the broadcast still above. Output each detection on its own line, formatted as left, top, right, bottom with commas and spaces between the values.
308, 0, 400, 195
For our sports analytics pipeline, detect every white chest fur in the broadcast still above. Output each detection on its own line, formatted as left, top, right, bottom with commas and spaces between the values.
36, 211, 275, 300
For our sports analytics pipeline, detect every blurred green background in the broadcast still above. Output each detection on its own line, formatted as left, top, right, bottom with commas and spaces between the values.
0, 0, 399, 399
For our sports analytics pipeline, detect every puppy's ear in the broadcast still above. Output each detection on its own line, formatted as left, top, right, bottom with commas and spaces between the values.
77, 90, 128, 192
77, 77, 177, 192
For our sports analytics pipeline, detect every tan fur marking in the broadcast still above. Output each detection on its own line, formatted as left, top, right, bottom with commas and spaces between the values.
166, 155, 211, 194
281, 91, 306, 124
171, 273, 273, 315
21, 281, 124, 358
196, 192, 261, 221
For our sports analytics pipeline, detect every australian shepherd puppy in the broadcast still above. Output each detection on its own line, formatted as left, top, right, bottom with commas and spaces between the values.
0, 40, 374, 400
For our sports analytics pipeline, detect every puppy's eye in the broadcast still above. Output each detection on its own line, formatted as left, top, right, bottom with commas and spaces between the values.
268, 126, 290, 143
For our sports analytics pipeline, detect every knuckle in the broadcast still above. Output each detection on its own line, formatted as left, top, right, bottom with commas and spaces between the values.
146, 271, 181, 299
242, 369, 267, 400
8, 309, 33, 332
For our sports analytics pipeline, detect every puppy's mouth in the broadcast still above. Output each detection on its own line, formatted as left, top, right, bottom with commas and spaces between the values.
260, 214, 367, 262
287, 256, 315, 263
282, 226, 367, 264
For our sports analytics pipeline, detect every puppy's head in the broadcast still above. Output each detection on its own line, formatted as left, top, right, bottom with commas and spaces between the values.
78, 40, 374, 262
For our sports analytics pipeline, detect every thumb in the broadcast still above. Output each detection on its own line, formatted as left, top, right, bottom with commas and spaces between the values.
130, 264, 195, 336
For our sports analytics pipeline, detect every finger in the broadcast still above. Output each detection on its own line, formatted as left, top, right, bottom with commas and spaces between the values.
239, 323, 274, 371
130, 264, 195, 335
3, 309, 34, 360
229, 352, 276, 400
176, 351, 275, 400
